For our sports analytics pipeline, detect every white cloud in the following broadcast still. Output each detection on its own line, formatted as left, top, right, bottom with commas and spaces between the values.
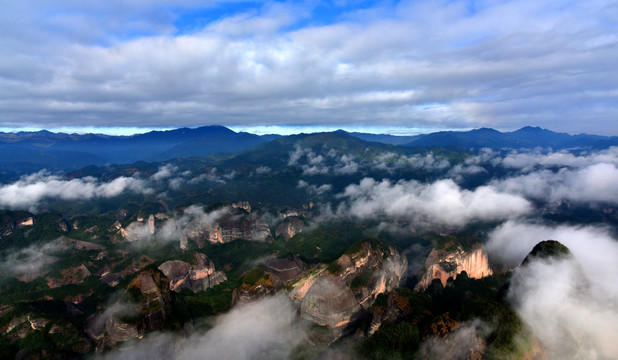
1, 1, 616, 133
255, 165, 271, 174
152, 164, 178, 181
487, 221, 618, 358
337, 177, 532, 227
486, 221, 618, 300
372, 152, 450, 172
0, 171, 152, 211
491, 163, 618, 205
297, 180, 332, 195
501, 147, 618, 171
508, 255, 618, 359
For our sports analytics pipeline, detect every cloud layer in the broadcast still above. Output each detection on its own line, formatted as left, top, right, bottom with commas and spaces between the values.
0, 171, 151, 211
337, 177, 532, 227
487, 221, 618, 358
1, 1, 617, 133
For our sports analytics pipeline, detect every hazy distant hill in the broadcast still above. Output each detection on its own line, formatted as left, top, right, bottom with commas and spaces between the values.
2, 125, 617, 179
399, 126, 618, 149
0, 126, 279, 176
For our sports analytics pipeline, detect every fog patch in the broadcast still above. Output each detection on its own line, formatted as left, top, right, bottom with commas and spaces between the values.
486, 221, 618, 300
508, 255, 618, 359
100, 295, 306, 360
151, 164, 178, 181
418, 319, 491, 360
297, 180, 332, 195
124, 205, 229, 247
255, 165, 271, 174
0, 239, 68, 279
372, 152, 450, 172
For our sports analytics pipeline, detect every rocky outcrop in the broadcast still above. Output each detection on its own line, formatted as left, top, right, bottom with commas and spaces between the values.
275, 218, 304, 241
181, 210, 271, 249
265, 256, 306, 284
290, 240, 407, 331
85, 269, 172, 348
368, 290, 421, 336
127, 270, 172, 331
2, 308, 92, 356
158, 253, 227, 293
288, 264, 328, 303
232, 201, 251, 213
0, 211, 34, 238
300, 276, 361, 328
59, 236, 105, 251
415, 244, 493, 291
232, 269, 276, 306
47, 264, 91, 289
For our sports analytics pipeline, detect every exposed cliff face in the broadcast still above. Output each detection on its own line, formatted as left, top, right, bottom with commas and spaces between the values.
232, 272, 276, 306
275, 218, 304, 241
300, 276, 361, 328
158, 253, 227, 293
415, 244, 493, 291
265, 256, 306, 284
0, 211, 34, 238
288, 264, 328, 303
289, 241, 407, 331
181, 210, 271, 249
86, 269, 173, 348
127, 270, 172, 331
368, 290, 416, 336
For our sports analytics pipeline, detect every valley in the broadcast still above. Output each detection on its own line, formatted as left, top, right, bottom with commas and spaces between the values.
1, 127, 617, 359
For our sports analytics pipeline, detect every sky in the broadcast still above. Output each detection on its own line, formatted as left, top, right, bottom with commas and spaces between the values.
0, 0, 617, 136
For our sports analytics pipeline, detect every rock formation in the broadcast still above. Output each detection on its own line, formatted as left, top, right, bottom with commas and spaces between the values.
289, 240, 407, 332
158, 253, 227, 292
275, 218, 304, 241
415, 244, 493, 291
47, 264, 91, 289
181, 210, 271, 249
300, 276, 361, 328
0, 211, 34, 238
232, 269, 276, 306
265, 256, 306, 284
59, 236, 105, 251
232, 201, 252, 213
127, 271, 172, 331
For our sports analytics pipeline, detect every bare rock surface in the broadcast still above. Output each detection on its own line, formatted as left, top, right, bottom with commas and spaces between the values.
415, 244, 493, 291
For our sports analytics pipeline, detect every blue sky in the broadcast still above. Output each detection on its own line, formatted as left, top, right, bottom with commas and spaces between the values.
0, 0, 617, 135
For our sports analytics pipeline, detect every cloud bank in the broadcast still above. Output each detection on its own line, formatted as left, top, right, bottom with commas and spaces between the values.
337, 177, 532, 227
487, 221, 618, 358
1, 1, 616, 134
491, 163, 618, 205
0, 171, 151, 211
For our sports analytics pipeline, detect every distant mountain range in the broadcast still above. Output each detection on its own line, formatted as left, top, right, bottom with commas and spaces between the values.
1, 125, 617, 177
0, 126, 279, 175
351, 126, 618, 149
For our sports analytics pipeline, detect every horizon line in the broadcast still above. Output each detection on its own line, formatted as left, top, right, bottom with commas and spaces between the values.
0, 124, 594, 137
